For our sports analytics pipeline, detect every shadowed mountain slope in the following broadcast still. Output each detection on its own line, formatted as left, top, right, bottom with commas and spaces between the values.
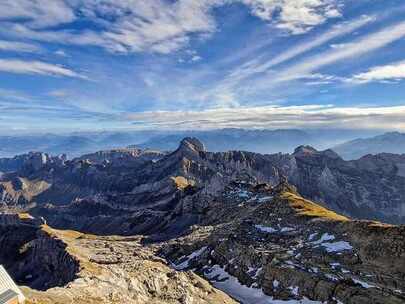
333, 132, 405, 160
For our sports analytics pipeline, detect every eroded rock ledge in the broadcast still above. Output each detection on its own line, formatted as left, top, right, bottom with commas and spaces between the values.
0, 213, 236, 304
0, 214, 79, 290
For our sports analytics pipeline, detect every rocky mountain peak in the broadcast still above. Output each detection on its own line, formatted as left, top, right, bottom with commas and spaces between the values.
273, 175, 298, 194
321, 149, 341, 159
293, 145, 318, 156
293, 146, 342, 162
179, 137, 206, 153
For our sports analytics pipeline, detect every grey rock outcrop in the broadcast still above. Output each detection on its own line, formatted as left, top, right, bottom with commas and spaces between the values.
0, 214, 237, 304
165, 180, 405, 303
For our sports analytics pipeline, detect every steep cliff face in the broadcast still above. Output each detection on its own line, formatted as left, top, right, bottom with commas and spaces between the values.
289, 148, 405, 223
74, 147, 165, 165
0, 214, 79, 290
1, 138, 405, 225
0, 152, 66, 174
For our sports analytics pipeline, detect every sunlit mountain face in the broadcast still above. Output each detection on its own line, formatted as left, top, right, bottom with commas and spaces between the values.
0, 0, 404, 133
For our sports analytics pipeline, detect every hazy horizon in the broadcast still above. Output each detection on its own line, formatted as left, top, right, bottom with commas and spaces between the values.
0, 127, 401, 160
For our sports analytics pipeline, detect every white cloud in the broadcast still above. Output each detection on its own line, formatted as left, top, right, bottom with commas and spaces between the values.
0, 88, 33, 102
0, 0, 343, 55
123, 104, 405, 130
47, 89, 70, 97
0, 0, 75, 28
54, 49, 68, 57
351, 61, 405, 83
2, 0, 221, 54
0, 40, 42, 53
299, 73, 343, 85
242, 0, 342, 34
0, 59, 88, 79
329, 42, 354, 49
191, 55, 202, 62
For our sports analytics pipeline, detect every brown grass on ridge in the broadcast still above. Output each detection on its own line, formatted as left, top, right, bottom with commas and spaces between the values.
280, 192, 349, 222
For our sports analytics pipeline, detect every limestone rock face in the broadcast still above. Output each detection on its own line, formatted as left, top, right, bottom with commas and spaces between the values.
75, 148, 165, 165
293, 145, 318, 156
179, 137, 207, 153
0, 152, 66, 173
289, 149, 405, 223
0, 215, 79, 290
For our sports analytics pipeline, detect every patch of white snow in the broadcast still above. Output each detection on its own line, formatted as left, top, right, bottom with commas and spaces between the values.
352, 278, 375, 289
205, 265, 324, 304
255, 225, 277, 233
174, 246, 207, 270
321, 241, 352, 253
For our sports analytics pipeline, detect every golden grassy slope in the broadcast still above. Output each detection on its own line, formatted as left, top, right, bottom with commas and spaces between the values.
280, 191, 349, 222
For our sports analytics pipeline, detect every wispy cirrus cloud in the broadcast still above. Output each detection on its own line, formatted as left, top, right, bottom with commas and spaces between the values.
222, 15, 373, 87
215, 18, 405, 101
0, 88, 34, 102
189, 15, 374, 107
0, 40, 42, 53
0, 59, 88, 79
0, 0, 75, 28
273, 20, 405, 83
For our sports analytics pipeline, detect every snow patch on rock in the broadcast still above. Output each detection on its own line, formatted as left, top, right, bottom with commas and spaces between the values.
352, 278, 376, 289
174, 246, 207, 270
255, 225, 277, 233
205, 265, 325, 304
321, 241, 353, 253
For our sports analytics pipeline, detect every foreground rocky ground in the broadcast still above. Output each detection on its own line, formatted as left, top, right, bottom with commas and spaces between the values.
1, 178, 404, 303
0, 214, 236, 304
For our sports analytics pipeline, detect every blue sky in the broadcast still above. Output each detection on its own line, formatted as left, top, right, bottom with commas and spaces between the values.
0, 0, 405, 132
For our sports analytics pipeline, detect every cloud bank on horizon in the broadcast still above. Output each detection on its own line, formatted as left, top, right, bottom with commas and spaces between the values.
0, 0, 404, 132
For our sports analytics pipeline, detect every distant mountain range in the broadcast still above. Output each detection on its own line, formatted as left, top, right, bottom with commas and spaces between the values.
2, 129, 404, 160
136, 129, 313, 153
135, 129, 379, 154
0, 131, 159, 158
333, 132, 405, 159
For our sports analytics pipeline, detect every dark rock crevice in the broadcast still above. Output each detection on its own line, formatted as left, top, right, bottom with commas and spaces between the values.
0, 218, 80, 291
